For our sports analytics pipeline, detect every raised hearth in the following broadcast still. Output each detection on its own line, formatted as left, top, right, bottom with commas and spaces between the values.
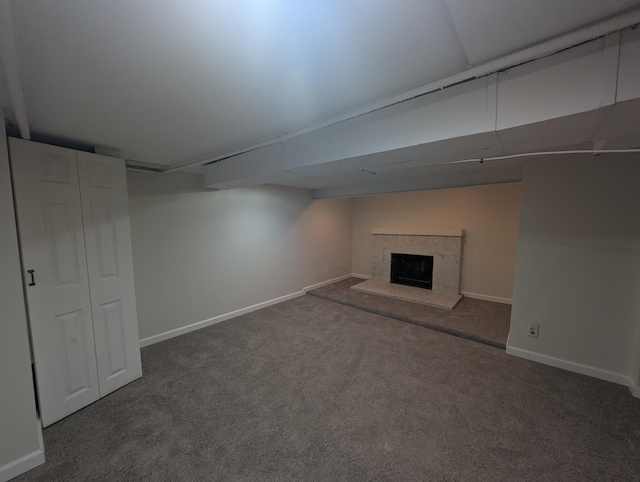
352, 279, 462, 310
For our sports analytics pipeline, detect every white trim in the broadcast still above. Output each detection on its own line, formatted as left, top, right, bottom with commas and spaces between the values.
371, 228, 463, 237
461, 291, 512, 305
36, 419, 44, 458
303, 274, 352, 292
139, 291, 306, 347
630, 377, 640, 398
506, 345, 631, 387
0, 449, 45, 482
351, 273, 372, 280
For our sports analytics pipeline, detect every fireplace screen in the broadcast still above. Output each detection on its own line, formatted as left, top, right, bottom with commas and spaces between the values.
390, 253, 433, 290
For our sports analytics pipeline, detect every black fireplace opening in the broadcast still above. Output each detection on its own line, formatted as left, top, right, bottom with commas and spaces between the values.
390, 253, 433, 290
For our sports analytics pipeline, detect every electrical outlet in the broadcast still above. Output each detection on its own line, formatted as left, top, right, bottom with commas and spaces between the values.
528, 324, 540, 338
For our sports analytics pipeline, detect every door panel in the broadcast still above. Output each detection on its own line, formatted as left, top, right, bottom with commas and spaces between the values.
45, 199, 81, 284
91, 202, 119, 279
55, 309, 92, 398
10, 138, 100, 427
77, 152, 142, 396
99, 300, 127, 379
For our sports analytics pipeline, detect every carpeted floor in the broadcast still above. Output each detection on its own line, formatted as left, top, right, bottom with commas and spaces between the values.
16, 294, 640, 481
310, 278, 511, 348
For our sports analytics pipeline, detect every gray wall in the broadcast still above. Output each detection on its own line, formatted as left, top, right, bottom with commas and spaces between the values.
509, 155, 640, 386
127, 171, 354, 341
0, 127, 43, 476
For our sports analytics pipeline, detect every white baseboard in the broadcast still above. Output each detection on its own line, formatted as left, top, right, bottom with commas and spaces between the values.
351, 273, 372, 280
0, 449, 45, 482
630, 377, 640, 398
506, 344, 632, 389
139, 290, 306, 347
303, 274, 352, 292
461, 291, 512, 305
141, 273, 359, 348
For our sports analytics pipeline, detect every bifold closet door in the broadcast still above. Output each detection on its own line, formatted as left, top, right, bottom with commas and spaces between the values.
10, 139, 143, 427
77, 152, 142, 396
10, 139, 100, 427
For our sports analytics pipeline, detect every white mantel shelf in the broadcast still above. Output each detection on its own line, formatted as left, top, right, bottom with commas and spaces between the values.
370, 228, 464, 237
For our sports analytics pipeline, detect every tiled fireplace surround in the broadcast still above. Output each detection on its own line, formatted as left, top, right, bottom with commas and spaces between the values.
352, 229, 464, 309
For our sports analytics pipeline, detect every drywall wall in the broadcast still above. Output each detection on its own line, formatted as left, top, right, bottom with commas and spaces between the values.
351, 183, 521, 302
0, 126, 43, 478
127, 171, 353, 342
508, 155, 640, 386
633, 312, 640, 395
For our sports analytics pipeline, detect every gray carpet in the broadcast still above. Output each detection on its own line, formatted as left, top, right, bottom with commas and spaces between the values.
17, 294, 640, 481
310, 278, 511, 348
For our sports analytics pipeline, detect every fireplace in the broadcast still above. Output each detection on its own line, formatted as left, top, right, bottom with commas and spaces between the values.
391, 253, 433, 290
369, 229, 463, 294
352, 229, 464, 310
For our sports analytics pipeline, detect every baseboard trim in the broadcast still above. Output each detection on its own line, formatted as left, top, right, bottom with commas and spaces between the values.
0, 448, 45, 482
630, 377, 640, 398
303, 274, 352, 292
461, 291, 512, 305
139, 290, 306, 347
506, 345, 632, 388
351, 273, 372, 280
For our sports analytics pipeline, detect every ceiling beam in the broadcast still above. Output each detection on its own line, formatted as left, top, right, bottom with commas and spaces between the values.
164, 7, 640, 175
0, 0, 30, 140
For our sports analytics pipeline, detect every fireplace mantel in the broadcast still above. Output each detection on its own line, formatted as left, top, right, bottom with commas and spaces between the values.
370, 228, 464, 237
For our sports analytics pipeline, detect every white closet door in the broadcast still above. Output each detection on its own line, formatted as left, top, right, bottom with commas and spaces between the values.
10, 138, 100, 427
77, 152, 142, 396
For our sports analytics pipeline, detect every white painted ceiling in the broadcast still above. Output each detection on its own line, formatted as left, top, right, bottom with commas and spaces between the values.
445, 0, 640, 64
2, 0, 640, 173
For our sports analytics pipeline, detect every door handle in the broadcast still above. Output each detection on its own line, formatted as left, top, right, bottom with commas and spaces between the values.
27, 270, 35, 286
